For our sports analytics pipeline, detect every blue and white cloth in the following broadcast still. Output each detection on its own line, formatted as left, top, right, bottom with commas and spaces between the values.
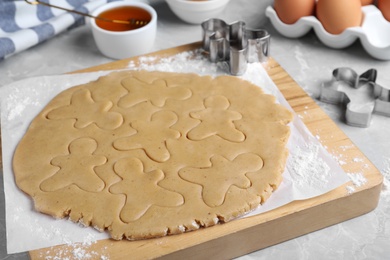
0, 0, 117, 60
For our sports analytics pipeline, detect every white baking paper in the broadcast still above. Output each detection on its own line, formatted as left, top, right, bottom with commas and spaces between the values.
0, 55, 350, 254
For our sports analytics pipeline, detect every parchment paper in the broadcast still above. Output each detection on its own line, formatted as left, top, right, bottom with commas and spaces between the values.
0, 57, 350, 254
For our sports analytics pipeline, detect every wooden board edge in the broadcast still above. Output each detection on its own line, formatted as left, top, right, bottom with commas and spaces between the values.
159, 181, 382, 260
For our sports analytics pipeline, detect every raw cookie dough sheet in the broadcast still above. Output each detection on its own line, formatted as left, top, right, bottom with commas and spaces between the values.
0, 56, 349, 254
12, 70, 293, 241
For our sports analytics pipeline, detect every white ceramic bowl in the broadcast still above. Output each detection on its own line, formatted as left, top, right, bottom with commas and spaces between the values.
166, 0, 230, 24
90, 1, 157, 60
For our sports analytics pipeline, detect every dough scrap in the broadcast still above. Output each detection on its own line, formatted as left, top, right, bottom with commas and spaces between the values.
13, 70, 293, 240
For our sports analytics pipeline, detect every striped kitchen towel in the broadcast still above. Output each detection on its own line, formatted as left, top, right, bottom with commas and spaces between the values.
0, 0, 118, 60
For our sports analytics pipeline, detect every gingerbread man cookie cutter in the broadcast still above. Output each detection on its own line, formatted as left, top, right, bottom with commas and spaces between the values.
201, 18, 270, 76
319, 67, 390, 127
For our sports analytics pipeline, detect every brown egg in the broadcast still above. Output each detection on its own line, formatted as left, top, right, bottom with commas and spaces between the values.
378, 0, 390, 21
361, 0, 374, 5
316, 0, 363, 34
274, 0, 316, 24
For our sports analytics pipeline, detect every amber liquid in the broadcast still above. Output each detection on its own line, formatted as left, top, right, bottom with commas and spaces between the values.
96, 6, 151, 32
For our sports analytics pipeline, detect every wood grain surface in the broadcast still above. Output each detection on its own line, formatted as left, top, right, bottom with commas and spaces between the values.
1, 42, 382, 260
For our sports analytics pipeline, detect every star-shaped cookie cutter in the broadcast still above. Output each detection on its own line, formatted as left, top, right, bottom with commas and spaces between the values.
201, 18, 270, 76
319, 67, 390, 127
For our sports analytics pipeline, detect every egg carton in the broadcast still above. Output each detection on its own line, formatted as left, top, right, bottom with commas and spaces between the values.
265, 5, 390, 60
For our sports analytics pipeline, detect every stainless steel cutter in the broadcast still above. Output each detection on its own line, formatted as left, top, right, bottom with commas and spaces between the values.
201, 18, 270, 76
320, 67, 390, 127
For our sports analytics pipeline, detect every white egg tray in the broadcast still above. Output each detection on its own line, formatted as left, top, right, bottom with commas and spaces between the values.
265, 5, 390, 60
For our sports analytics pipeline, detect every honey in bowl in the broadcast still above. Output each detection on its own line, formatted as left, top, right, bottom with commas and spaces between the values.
96, 6, 151, 32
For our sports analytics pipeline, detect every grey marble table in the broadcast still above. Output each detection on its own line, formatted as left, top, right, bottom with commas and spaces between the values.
1, 1, 389, 259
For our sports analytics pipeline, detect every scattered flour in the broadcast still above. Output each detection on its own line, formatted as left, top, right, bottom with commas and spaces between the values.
347, 172, 367, 188
332, 152, 347, 166
4, 87, 41, 121
346, 185, 356, 194
353, 157, 364, 163
17, 215, 109, 259
288, 142, 331, 190
344, 157, 369, 194
129, 49, 224, 76
40, 235, 109, 260
329, 144, 370, 195
338, 145, 355, 152
381, 158, 390, 198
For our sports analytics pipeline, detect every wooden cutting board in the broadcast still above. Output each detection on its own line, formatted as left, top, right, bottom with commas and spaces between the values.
2, 42, 382, 259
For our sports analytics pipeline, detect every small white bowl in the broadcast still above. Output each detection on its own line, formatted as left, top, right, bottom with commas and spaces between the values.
166, 0, 230, 24
90, 1, 157, 60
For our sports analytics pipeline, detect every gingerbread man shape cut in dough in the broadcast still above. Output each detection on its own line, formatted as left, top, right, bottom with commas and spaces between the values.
110, 157, 184, 222
113, 110, 180, 163
40, 138, 107, 192
179, 153, 263, 207
188, 95, 245, 142
118, 77, 192, 108
47, 88, 123, 130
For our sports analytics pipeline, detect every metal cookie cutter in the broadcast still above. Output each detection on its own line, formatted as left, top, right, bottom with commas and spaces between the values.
201, 18, 270, 76
319, 67, 390, 127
